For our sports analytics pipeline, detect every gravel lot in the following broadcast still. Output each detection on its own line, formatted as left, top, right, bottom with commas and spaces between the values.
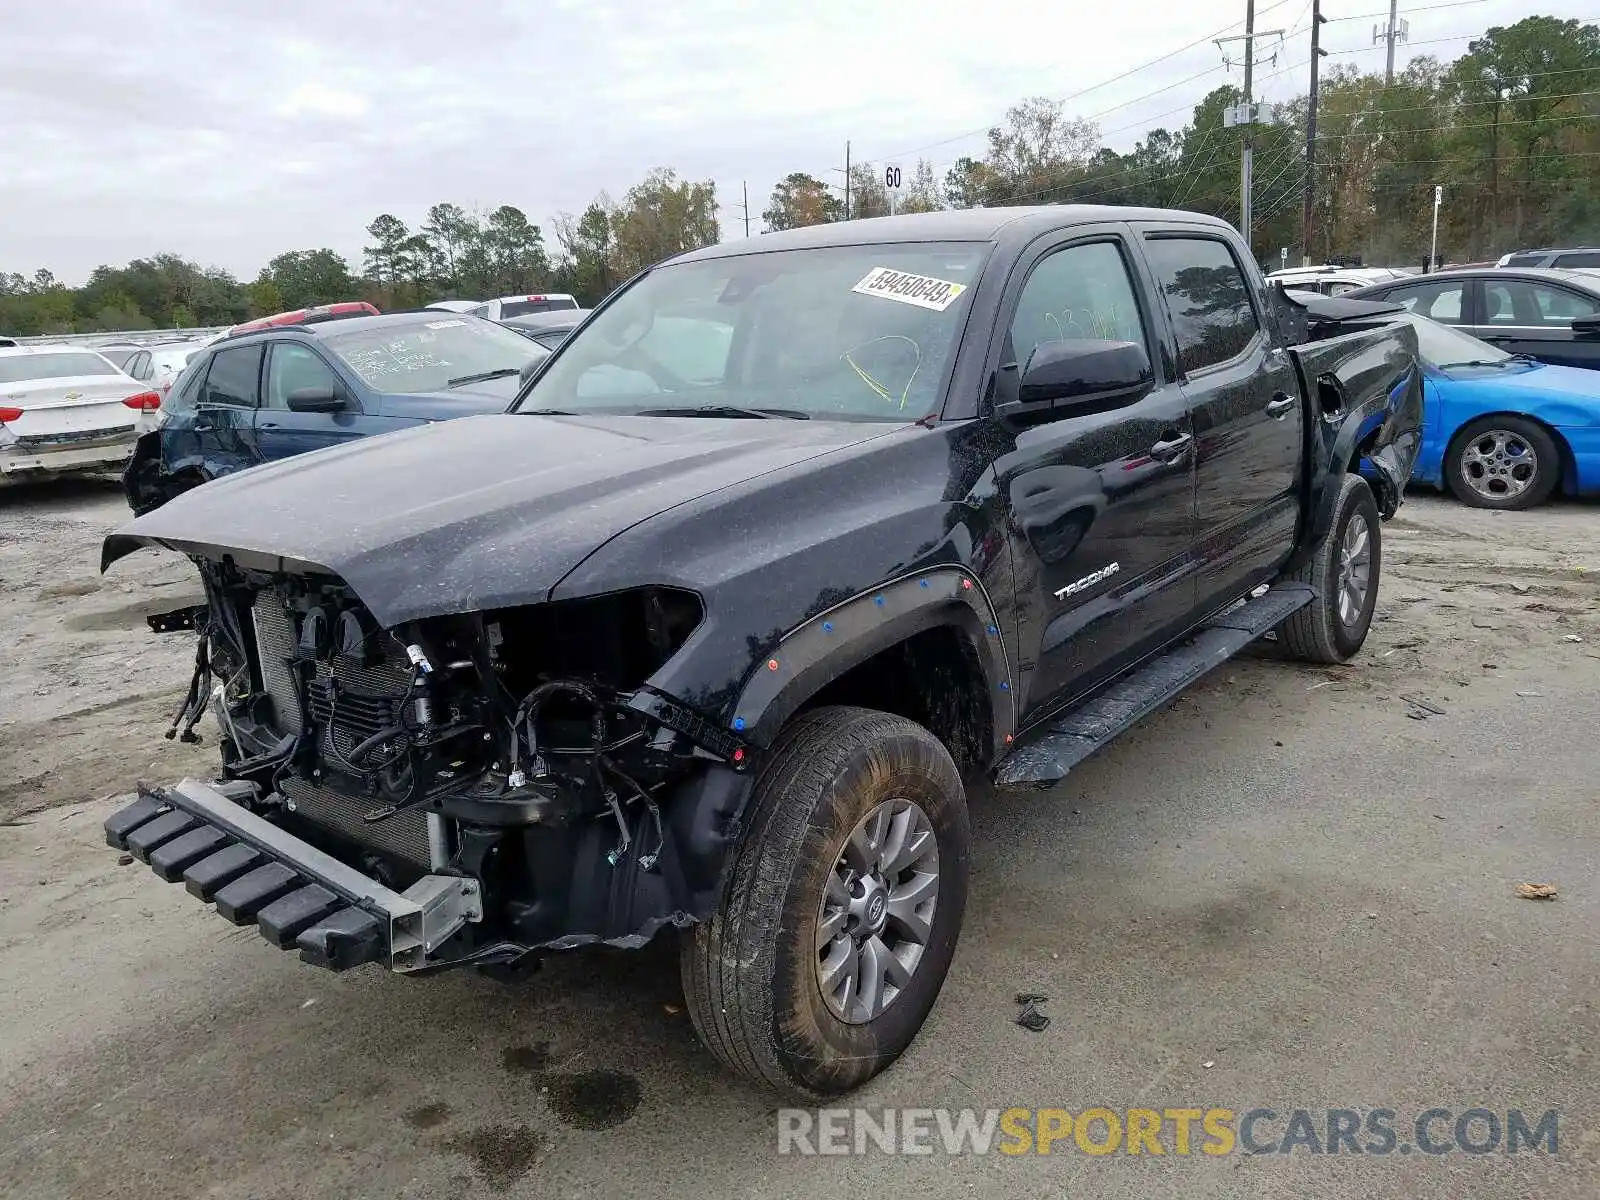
1, 478, 1596, 1199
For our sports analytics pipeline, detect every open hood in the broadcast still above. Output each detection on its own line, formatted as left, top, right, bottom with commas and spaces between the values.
103, 412, 889, 626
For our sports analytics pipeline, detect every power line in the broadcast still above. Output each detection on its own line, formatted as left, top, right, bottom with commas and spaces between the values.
870, 0, 1303, 163
1305, 109, 1595, 142
1326, 0, 1494, 21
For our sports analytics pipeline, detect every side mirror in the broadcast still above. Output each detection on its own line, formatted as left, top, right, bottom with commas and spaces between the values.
1571, 315, 1600, 338
999, 339, 1153, 421
519, 351, 551, 387
286, 385, 344, 412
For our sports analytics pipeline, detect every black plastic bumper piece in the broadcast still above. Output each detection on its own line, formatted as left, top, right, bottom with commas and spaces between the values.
295, 907, 386, 970
214, 863, 303, 924
257, 884, 344, 948
103, 781, 406, 973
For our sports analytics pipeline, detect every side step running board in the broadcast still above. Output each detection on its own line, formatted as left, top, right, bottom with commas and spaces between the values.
995, 583, 1315, 788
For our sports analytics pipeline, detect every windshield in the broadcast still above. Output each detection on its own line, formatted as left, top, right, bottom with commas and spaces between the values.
0, 352, 120, 384
1392, 312, 1513, 368
515, 242, 988, 420
320, 317, 539, 394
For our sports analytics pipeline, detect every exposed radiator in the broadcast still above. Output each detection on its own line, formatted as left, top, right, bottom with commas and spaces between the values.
251, 594, 303, 733
250, 591, 430, 867
279, 774, 432, 867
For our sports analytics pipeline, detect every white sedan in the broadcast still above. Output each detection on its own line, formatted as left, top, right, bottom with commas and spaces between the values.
0, 346, 161, 485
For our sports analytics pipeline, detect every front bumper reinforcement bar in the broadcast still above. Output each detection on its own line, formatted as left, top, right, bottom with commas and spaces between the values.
104, 778, 481, 972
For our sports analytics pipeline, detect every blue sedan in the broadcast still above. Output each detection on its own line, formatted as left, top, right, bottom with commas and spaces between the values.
1389, 311, 1600, 508
124, 313, 542, 513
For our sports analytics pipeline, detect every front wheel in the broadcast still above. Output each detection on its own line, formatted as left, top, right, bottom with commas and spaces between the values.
1445, 416, 1561, 510
1278, 473, 1381, 664
681, 705, 970, 1098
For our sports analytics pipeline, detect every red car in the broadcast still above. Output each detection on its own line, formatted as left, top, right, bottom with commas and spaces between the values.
228, 301, 379, 336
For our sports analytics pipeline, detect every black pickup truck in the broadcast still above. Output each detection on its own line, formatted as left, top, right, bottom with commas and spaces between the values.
100, 207, 1421, 1099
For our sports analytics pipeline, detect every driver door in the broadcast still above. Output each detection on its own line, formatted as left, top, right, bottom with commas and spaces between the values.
990, 229, 1198, 724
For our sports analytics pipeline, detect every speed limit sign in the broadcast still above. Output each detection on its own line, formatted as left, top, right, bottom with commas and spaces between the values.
884, 165, 902, 189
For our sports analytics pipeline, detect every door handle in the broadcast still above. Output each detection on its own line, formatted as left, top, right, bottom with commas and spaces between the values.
258, 420, 281, 429
1148, 432, 1193, 463
1265, 393, 1297, 419
192, 422, 214, 433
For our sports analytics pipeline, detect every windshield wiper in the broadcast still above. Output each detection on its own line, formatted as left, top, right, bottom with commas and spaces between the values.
446, 367, 523, 388
634, 404, 811, 420
1436, 359, 1514, 370
517, 407, 578, 416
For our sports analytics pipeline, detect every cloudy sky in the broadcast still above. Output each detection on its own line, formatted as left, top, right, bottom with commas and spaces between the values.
3, 0, 1591, 284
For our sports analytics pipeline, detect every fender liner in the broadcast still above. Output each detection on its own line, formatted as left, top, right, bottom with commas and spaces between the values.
729, 566, 1016, 757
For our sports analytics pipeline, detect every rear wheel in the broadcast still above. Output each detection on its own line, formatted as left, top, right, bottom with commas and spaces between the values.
1279, 473, 1381, 664
1445, 415, 1561, 510
681, 705, 969, 1098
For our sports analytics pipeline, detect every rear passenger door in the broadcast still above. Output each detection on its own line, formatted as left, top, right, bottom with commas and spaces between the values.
1469, 277, 1600, 370
1139, 231, 1303, 613
179, 343, 264, 477
990, 228, 1198, 722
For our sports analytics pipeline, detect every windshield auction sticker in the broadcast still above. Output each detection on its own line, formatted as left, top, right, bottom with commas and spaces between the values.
852, 267, 968, 312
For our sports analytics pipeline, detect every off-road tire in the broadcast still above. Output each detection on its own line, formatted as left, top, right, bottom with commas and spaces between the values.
1444, 415, 1561, 510
681, 705, 970, 1098
1279, 473, 1381, 663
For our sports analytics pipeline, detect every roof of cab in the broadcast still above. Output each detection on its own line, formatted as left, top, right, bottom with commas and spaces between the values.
673, 205, 1236, 262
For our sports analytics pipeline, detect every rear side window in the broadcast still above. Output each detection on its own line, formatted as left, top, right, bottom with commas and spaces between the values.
100, 348, 138, 369
165, 356, 207, 413
0, 351, 121, 384
202, 344, 264, 407
1503, 253, 1547, 267
1485, 280, 1600, 326
498, 297, 579, 319
1144, 237, 1261, 374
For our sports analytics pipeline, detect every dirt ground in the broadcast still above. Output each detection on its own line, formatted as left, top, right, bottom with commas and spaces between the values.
1, 478, 1597, 1199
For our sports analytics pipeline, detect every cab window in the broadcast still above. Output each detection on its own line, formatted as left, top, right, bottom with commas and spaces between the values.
1009, 240, 1147, 372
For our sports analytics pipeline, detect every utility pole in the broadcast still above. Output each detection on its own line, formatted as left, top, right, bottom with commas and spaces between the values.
828, 142, 854, 221
844, 141, 852, 221
1217, 7, 1281, 252
732, 181, 752, 237
1375, 2, 1408, 85
1385, 0, 1398, 83
1241, 0, 1255, 243
1302, 0, 1328, 266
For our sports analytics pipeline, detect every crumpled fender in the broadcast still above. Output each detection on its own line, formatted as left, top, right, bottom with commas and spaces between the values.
1285, 319, 1423, 571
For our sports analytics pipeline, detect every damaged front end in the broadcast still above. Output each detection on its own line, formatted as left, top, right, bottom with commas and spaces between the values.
110, 561, 753, 974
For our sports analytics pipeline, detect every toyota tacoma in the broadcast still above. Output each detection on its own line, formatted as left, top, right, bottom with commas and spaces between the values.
100, 207, 1422, 1098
